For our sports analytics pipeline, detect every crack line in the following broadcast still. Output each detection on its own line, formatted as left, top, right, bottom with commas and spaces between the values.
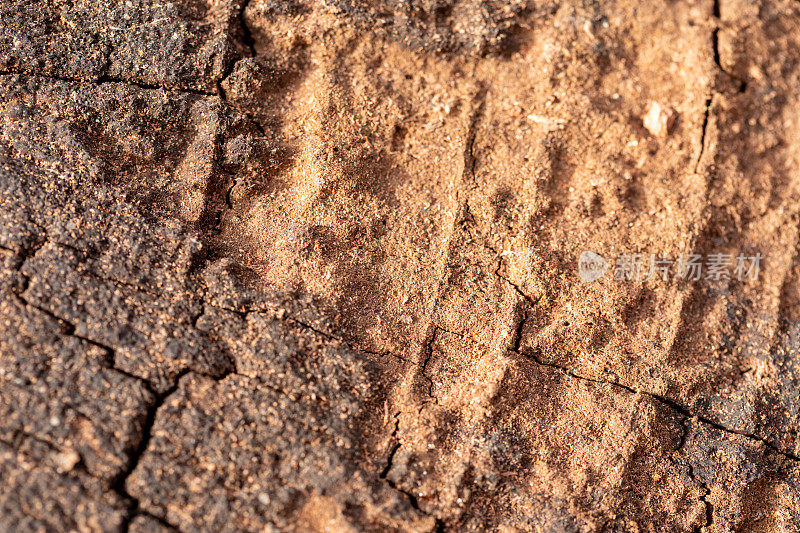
511, 347, 800, 463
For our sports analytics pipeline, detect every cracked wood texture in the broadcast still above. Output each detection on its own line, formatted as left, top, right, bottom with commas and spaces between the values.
1, 0, 800, 531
